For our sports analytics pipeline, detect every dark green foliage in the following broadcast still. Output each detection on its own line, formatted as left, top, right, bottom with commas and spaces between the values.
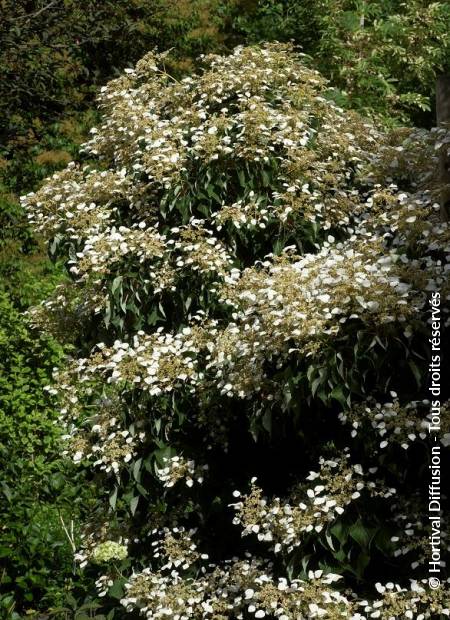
221, 0, 450, 124
0, 0, 226, 149
0, 292, 99, 617
0, 112, 93, 309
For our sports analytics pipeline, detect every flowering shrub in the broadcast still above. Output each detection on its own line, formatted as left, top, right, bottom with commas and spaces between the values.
23, 44, 450, 617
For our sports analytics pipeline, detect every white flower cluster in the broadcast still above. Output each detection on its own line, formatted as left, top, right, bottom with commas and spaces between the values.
120, 556, 359, 620
340, 397, 450, 450
119, 556, 450, 620
91, 540, 128, 564
72, 425, 144, 475
149, 527, 208, 571
208, 239, 415, 397
71, 328, 206, 396
70, 224, 167, 278
389, 495, 450, 571
213, 193, 272, 230
156, 455, 209, 488
74, 523, 130, 570
95, 574, 115, 598
365, 579, 450, 619
22, 164, 130, 238
170, 220, 232, 267
231, 458, 368, 553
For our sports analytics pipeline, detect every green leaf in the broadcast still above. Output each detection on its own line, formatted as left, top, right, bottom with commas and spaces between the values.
136, 483, 149, 498
111, 275, 123, 294
109, 485, 118, 510
330, 521, 348, 546
330, 385, 348, 408
108, 579, 124, 600
349, 520, 374, 550
355, 551, 370, 577
1, 481, 12, 502
325, 529, 336, 551
311, 376, 322, 396
262, 410, 272, 434
408, 359, 422, 387
133, 458, 143, 481
130, 495, 139, 516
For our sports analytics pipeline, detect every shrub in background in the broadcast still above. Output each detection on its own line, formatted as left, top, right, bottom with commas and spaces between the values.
0, 292, 76, 616
0, 0, 226, 150
23, 45, 450, 618
0, 111, 96, 310
222, 0, 450, 124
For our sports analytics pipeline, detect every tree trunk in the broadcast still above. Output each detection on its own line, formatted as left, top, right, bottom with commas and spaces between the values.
436, 75, 450, 221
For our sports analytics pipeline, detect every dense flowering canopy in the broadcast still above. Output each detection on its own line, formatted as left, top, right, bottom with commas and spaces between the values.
23, 44, 449, 618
